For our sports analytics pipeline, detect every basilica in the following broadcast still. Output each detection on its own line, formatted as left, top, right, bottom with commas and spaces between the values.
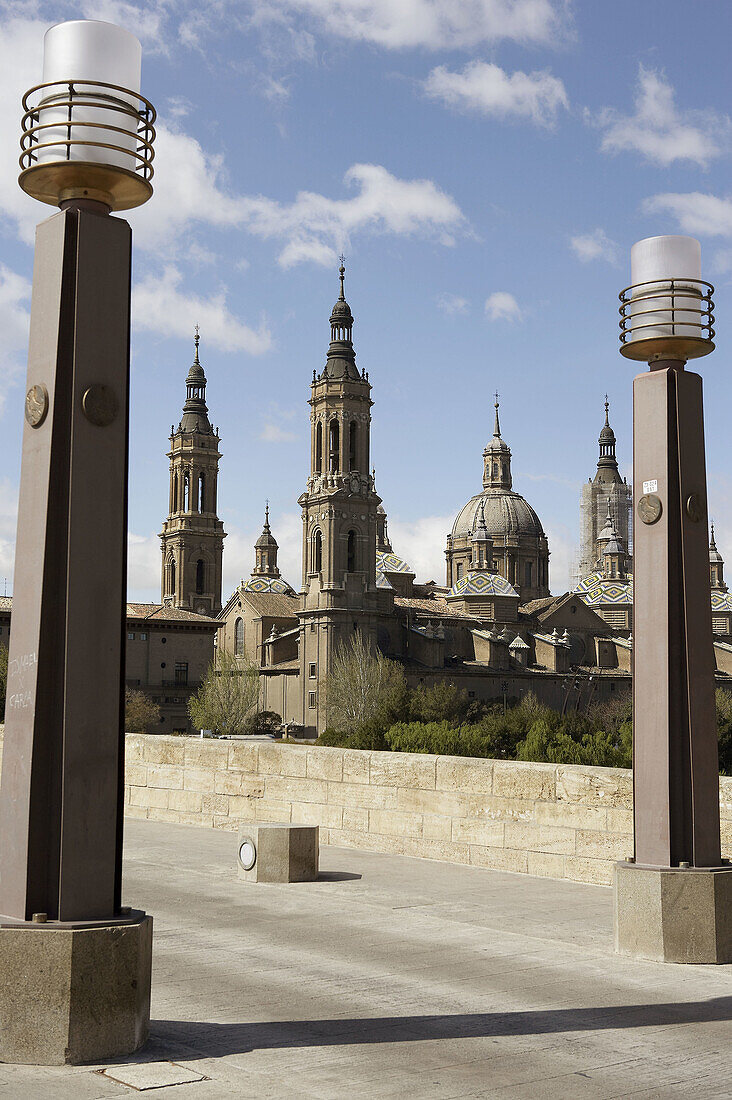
156, 265, 732, 734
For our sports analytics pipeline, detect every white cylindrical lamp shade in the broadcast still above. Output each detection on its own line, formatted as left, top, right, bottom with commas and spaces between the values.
628, 235, 704, 344
38, 21, 141, 172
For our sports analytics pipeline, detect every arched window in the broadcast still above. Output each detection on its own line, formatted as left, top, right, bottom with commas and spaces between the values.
313, 529, 323, 573
173, 472, 179, 512
456, 562, 463, 581
167, 556, 176, 595
492, 462, 498, 478
316, 422, 323, 472
234, 617, 244, 656
347, 529, 356, 572
183, 471, 190, 511
329, 419, 340, 473
198, 473, 205, 512
524, 560, 533, 589
196, 558, 205, 594
349, 421, 357, 471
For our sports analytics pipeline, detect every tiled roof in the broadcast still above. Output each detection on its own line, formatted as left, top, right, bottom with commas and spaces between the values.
240, 591, 300, 619
575, 572, 633, 607
241, 576, 295, 595
376, 550, 414, 575
447, 572, 519, 599
376, 570, 394, 590
394, 596, 480, 622
712, 590, 732, 612
126, 603, 220, 625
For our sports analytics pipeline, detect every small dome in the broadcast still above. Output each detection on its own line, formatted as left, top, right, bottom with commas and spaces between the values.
330, 299, 353, 322
447, 572, 519, 599
241, 576, 294, 595
376, 570, 394, 590
599, 422, 615, 443
509, 634, 530, 650
451, 490, 545, 540
186, 361, 206, 385
256, 529, 278, 549
377, 549, 413, 575
575, 571, 633, 606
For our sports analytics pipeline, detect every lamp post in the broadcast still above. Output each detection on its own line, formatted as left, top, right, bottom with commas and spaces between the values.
0, 20, 156, 1062
614, 235, 732, 964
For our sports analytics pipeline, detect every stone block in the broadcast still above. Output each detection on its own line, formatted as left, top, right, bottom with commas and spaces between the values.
604, 807, 634, 835
125, 762, 148, 787
504, 822, 575, 855
129, 785, 167, 810
370, 752, 436, 790
436, 756, 493, 794
369, 808, 423, 838
556, 765, 632, 807
575, 829, 628, 860
279, 747, 308, 778
167, 789, 203, 814
0, 915, 152, 1065
292, 803, 343, 829
227, 742, 260, 772
215, 771, 264, 798
124, 805, 148, 820
564, 855, 613, 886
254, 799, 293, 823
451, 819, 505, 847
183, 740, 229, 769
225, 795, 258, 821
332, 782, 398, 810
143, 739, 185, 766
257, 743, 287, 775
614, 862, 732, 964
182, 766, 216, 794
396, 786, 485, 818
469, 846, 528, 874
342, 749, 370, 784
527, 851, 566, 880
342, 806, 369, 832
422, 813, 453, 841
146, 764, 184, 790
307, 748, 344, 782
125, 734, 144, 762
533, 800, 607, 832
264, 776, 328, 805
403, 837, 470, 864
492, 761, 556, 802
237, 823, 318, 883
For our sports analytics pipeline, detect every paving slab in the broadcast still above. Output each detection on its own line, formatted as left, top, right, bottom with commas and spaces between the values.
0, 818, 730, 1099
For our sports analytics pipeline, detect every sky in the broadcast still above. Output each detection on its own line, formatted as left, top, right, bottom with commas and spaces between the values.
2, 0, 732, 602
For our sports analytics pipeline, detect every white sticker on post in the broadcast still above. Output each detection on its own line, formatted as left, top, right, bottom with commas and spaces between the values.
643, 479, 658, 494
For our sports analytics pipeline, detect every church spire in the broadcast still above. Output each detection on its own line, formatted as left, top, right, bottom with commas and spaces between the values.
320, 257, 360, 381
253, 501, 280, 577
483, 394, 512, 490
595, 395, 620, 484
179, 326, 212, 434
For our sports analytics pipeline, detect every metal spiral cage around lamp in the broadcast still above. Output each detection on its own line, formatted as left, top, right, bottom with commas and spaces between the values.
19, 79, 156, 211
619, 278, 715, 362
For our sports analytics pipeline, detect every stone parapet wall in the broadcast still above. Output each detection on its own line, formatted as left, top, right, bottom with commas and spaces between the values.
122, 735, 732, 887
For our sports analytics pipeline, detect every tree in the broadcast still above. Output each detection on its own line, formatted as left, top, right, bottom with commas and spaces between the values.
125, 688, 160, 733
323, 632, 407, 737
188, 649, 259, 736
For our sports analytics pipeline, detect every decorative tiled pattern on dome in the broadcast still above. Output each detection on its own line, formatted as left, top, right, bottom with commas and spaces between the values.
575, 571, 633, 606
376, 570, 394, 590
376, 550, 413, 574
711, 590, 732, 612
447, 572, 519, 598
241, 576, 294, 595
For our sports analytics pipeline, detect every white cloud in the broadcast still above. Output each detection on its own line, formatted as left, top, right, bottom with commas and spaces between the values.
132, 266, 272, 355
0, 263, 32, 413
485, 291, 522, 322
239, 163, 466, 267
254, 0, 566, 50
0, 478, 19, 593
643, 192, 732, 238
425, 61, 568, 127
570, 228, 619, 265
544, 522, 574, 595
260, 422, 298, 443
386, 515, 454, 584
127, 531, 162, 597
594, 66, 727, 168
437, 293, 469, 315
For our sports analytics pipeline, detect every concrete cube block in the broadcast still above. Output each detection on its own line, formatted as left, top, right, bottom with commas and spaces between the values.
237, 823, 319, 883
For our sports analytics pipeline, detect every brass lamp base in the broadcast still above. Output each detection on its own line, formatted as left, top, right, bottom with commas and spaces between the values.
620, 335, 715, 363
19, 161, 152, 212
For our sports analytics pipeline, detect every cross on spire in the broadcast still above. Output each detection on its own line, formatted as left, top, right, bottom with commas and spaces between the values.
194, 324, 200, 362
604, 393, 610, 424
338, 254, 346, 300
494, 392, 501, 437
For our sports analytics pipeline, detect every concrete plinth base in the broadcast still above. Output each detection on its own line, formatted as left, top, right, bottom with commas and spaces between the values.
614, 862, 732, 963
0, 913, 152, 1064
237, 823, 318, 883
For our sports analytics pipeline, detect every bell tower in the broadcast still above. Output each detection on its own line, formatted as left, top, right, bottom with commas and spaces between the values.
297, 260, 383, 731
159, 329, 225, 614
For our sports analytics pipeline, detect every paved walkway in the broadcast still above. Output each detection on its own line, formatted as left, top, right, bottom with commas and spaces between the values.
2, 820, 731, 1099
